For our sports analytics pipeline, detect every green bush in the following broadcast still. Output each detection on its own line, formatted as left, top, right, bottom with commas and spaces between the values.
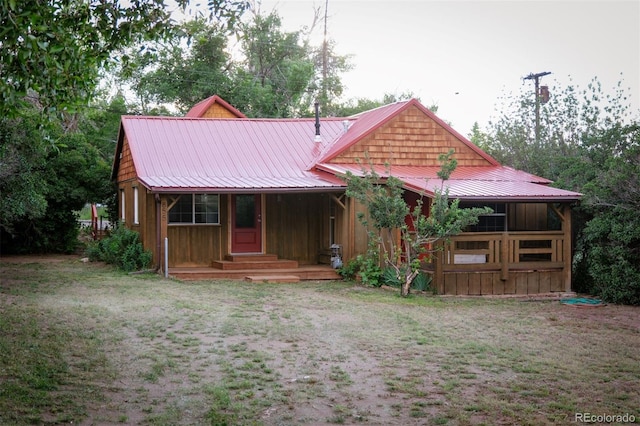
382, 267, 402, 287
87, 225, 152, 272
337, 258, 359, 281
338, 254, 382, 287
381, 267, 432, 293
411, 272, 432, 292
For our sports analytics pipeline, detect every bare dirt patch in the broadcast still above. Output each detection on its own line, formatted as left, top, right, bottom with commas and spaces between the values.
0, 253, 80, 263
1, 257, 639, 425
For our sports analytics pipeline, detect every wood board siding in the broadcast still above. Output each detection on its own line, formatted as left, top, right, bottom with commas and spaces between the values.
434, 270, 564, 296
140, 188, 157, 265
508, 203, 549, 231
167, 225, 226, 267
330, 105, 493, 167
264, 193, 331, 265
165, 195, 229, 267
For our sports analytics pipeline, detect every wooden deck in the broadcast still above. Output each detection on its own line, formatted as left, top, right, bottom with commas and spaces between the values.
168, 254, 341, 282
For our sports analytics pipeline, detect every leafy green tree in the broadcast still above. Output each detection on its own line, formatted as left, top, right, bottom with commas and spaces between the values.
121, 19, 235, 114
485, 76, 640, 304
468, 122, 492, 152
343, 151, 491, 296
234, 10, 315, 117
333, 92, 429, 117
79, 94, 129, 161
310, 38, 353, 117
0, 112, 48, 235
485, 76, 633, 180
2, 124, 112, 253
119, 11, 312, 117
0, 0, 248, 116
0, 0, 247, 253
120, 5, 353, 119
557, 124, 640, 304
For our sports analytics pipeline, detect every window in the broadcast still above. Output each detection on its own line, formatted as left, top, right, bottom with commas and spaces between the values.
168, 194, 220, 224
133, 187, 139, 225
460, 202, 506, 232
120, 189, 126, 223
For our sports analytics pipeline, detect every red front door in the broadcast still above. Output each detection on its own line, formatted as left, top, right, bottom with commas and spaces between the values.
231, 194, 262, 253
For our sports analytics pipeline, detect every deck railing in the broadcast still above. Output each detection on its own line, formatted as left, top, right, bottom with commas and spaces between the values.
432, 231, 566, 281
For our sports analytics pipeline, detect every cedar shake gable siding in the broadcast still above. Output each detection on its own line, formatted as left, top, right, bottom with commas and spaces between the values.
115, 136, 136, 183
185, 95, 247, 118
322, 100, 498, 167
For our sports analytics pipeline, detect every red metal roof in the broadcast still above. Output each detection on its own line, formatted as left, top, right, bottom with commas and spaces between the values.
116, 97, 581, 201
121, 116, 346, 192
316, 163, 582, 201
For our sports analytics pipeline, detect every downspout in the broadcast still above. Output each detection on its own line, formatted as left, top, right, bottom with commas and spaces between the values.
155, 193, 161, 272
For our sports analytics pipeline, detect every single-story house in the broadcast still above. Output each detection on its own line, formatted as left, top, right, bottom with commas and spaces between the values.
112, 95, 582, 294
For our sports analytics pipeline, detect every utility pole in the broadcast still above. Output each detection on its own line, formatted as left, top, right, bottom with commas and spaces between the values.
523, 71, 551, 144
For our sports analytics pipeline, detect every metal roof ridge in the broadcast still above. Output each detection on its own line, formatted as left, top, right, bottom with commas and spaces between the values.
346, 99, 411, 118
121, 115, 352, 122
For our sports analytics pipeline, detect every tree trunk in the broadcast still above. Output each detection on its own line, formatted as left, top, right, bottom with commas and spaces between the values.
401, 270, 419, 297
401, 278, 411, 297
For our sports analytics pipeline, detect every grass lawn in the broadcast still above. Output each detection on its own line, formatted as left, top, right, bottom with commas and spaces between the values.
1, 255, 638, 425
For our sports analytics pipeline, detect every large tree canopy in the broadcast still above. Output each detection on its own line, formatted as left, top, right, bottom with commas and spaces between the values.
0, 0, 248, 116
478, 76, 634, 180
119, 4, 353, 118
478, 76, 640, 304
0, 0, 249, 253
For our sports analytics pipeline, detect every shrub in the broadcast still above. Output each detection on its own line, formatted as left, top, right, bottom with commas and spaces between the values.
338, 258, 359, 281
381, 267, 432, 293
382, 267, 402, 287
87, 225, 152, 272
338, 254, 382, 287
411, 272, 432, 292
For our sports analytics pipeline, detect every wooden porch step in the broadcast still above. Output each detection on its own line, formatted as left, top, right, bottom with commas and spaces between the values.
212, 259, 299, 270
244, 275, 300, 283
224, 254, 278, 262
169, 265, 341, 281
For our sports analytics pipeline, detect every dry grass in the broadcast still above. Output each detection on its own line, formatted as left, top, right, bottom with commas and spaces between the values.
1, 255, 639, 425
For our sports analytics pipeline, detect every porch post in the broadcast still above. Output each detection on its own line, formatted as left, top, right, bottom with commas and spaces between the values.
160, 196, 168, 274
346, 197, 355, 261
500, 232, 509, 281
563, 205, 573, 292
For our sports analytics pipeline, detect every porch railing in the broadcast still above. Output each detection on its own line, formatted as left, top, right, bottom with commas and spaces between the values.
432, 231, 566, 281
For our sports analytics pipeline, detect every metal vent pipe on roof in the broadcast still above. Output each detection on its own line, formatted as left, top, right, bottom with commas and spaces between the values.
314, 101, 321, 142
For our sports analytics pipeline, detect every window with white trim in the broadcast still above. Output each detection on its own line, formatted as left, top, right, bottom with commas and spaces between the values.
168, 194, 220, 224
120, 189, 126, 223
133, 187, 139, 224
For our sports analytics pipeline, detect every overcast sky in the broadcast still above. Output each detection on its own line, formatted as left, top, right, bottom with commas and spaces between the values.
256, 0, 640, 135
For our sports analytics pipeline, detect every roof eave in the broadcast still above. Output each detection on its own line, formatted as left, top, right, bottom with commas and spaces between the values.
146, 186, 346, 194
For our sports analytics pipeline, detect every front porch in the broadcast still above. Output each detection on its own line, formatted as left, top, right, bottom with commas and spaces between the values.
169, 254, 341, 282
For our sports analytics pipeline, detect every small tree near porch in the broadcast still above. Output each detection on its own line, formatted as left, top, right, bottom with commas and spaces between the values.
344, 151, 492, 297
